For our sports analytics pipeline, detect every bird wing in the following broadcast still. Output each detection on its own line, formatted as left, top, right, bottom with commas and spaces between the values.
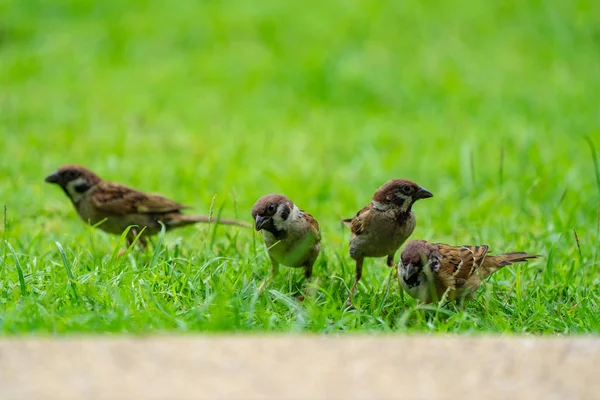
304, 211, 322, 241
345, 204, 371, 235
89, 182, 188, 215
435, 243, 489, 281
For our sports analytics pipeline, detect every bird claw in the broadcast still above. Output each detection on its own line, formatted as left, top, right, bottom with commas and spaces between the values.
344, 297, 356, 310
258, 276, 273, 292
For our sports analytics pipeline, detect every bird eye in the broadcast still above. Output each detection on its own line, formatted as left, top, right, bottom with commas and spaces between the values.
65, 171, 77, 180
401, 184, 414, 194
267, 204, 277, 214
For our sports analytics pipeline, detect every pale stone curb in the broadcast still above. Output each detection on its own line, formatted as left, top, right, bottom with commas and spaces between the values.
1, 336, 597, 399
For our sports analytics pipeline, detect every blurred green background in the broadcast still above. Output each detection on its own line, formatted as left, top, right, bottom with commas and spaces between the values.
0, 0, 598, 333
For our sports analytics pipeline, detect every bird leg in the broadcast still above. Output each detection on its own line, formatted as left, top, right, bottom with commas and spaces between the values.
384, 266, 396, 294
346, 258, 363, 306
126, 229, 148, 249
120, 229, 147, 256
302, 264, 314, 297
258, 259, 279, 291
386, 254, 395, 267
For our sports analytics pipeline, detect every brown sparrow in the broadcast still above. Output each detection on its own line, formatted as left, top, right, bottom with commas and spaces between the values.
398, 239, 540, 303
45, 165, 251, 247
251, 194, 321, 290
343, 179, 433, 300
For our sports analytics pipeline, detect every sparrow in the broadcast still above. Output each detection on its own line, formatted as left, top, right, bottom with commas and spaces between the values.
45, 165, 251, 247
251, 194, 321, 290
398, 239, 540, 303
342, 179, 433, 300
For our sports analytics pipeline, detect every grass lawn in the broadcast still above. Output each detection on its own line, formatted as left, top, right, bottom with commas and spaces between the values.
1, 0, 598, 334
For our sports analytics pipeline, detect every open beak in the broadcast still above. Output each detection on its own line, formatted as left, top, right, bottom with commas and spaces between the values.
404, 263, 416, 279
417, 187, 433, 199
44, 172, 60, 184
254, 215, 269, 231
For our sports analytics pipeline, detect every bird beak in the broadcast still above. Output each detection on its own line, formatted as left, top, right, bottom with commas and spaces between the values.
417, 187, 433, 199
44, 172, 60, 184
254, 215, 268, 231
404, 263, 416, 279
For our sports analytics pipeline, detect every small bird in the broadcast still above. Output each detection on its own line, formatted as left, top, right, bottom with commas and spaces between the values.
251, 194, 321, 291
343, 179, 433, 300
45, 165, 251, 247
398, 239, 540, 303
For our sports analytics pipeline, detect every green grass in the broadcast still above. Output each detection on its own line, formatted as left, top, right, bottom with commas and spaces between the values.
1, 0, 599, 334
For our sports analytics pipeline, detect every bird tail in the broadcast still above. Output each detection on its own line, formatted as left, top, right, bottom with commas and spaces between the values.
484, 252, 540, 275
174, 214, 252, 229
490, 252, 540, 266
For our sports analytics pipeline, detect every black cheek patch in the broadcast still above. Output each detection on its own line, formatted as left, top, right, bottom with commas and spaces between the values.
280, 204, 291, 221
262, 219, 286, 240
404, 272, 421, 288
74, 183, 91, 193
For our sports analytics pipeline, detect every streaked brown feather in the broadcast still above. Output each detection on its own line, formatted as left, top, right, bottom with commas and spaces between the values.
435, 243, 489, 281
348, 204, 371, 235
305, 212, 321, 241
90, 182, 188, 215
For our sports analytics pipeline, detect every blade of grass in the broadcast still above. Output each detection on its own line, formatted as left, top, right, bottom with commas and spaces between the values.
109, 225, 147, 262
6, 241, 27, 296
210, 202, 228, 248
55, 241, 79, 299
558, 188, 567, 207
109, 225, 134, 261
499, 147, 504, 187
3, 204, 7, 237
148, 222, 166, 269
208, 194, 216, 223
1, 205, 7, 277
378, 268, 395, 312
470, 148, 476, 187
584, 135, 600, 194
595, 207, 600, 270
88, 218, 108, 258
573, 228, 583, 264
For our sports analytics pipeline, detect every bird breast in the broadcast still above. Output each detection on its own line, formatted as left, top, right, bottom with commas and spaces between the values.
351, 210, 416, 257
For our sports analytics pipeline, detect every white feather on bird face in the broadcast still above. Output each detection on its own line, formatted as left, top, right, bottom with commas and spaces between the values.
272, 203, 301, 231
65, 176, 92, 203
392, 192, 413, 212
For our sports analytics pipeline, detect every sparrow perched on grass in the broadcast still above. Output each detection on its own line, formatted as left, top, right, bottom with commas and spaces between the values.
398, 239, 540, 303
342, 179, 433, 300
251, 194, 321, 290
45, 165, 251, 247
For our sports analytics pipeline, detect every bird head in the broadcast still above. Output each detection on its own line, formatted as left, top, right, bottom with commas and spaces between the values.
372, 179, 433, 212
251, 194, 296, 235
45, 165, 102, 203
399, 240, 436, 284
